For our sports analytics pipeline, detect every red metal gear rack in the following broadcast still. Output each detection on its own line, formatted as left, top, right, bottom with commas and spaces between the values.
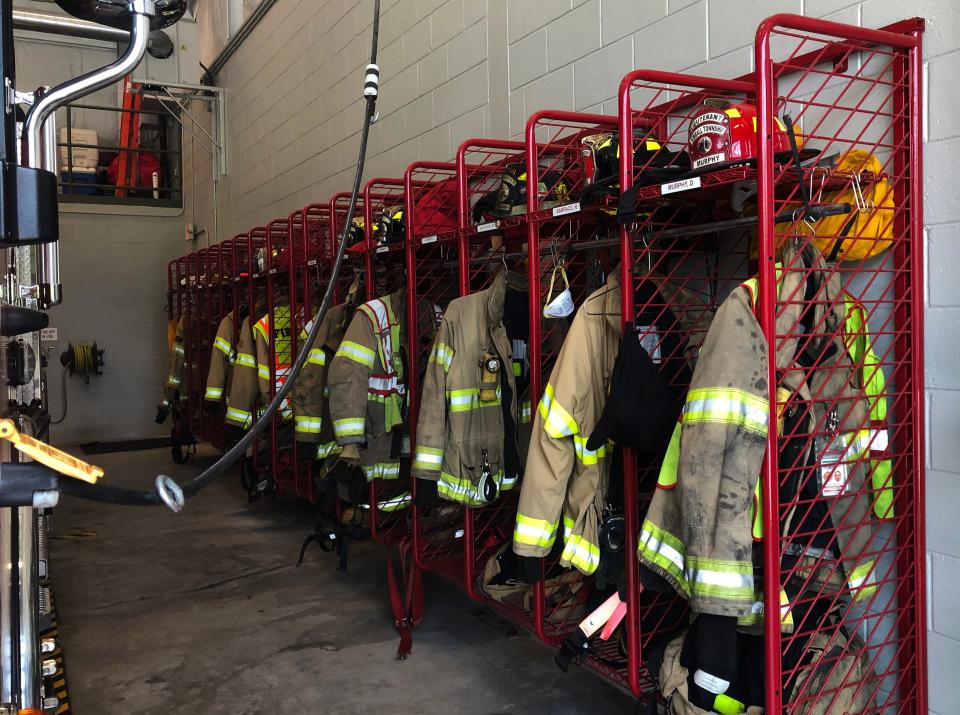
243, 227, 272, 496
329, 191, 367, 304
262, 219, 297, 497
616, 68, 757, 698
403, 160, 462, 582
359, 177, 415, 546
522, 110, 643, 685
753, 15, 926, 714
193, 243, 229, 451
613, 14, 926, 710
291, 202, 334, 503
453, 138, 531, 609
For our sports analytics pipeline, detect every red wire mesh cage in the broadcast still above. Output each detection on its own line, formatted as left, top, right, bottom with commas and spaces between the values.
359, 178, 414, 546
403, 161, 464, 580
615, 15, 925, 711
261, 219, 297, 497
452, 138, 531, 610
194, 243, 231, 450
290, 203, 334, 503
753, 15, 926, 714
522, 110, 624, 651
617, 69, 758, 697
243, 227, 273, 497
330, 192, 367, 304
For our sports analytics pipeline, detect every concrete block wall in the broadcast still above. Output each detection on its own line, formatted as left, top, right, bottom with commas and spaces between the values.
194, 1, 958, 709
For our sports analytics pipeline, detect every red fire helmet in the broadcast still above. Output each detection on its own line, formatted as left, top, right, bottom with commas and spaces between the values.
687, 99, 790, 172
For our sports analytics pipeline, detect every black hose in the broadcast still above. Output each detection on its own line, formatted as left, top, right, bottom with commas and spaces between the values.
58, 477, 161, 506
67, 0, 382, 509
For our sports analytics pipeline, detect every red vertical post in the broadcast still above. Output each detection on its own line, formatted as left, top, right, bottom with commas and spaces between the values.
753, 19, 783, 714
617, 71, 643, 699
524, 114, 548, 636
404, 167, 420, 515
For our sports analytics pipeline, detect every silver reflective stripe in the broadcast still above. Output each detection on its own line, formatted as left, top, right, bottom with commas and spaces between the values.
638, 527, 684, 573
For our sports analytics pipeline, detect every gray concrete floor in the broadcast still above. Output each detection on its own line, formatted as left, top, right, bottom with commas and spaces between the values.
51, 445, 637, 714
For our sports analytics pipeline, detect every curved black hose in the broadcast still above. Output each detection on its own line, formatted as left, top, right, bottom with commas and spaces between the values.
58, 477, 161, 506
66, 0, 381, 508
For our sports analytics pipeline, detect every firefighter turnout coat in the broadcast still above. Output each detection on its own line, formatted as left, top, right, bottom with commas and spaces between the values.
225, 316, 258, 428
327, 286, 407, 480
204, 311, 235, 403
411, 269, 528, 505
162, 316, 186, 407
253, 305, 294, 420
293, 277, 363, 458
639, 246, 879, 621
513, 273, 623, 575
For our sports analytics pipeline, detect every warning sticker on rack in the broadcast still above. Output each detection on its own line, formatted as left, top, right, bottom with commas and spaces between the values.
40, 327, 57, 341
661, 177, 702, 195
307, 260, 317, 266
552, 202, 581, 217
421, 235, 438, 245
376, 246, 390, 253
478, 221, 500, 233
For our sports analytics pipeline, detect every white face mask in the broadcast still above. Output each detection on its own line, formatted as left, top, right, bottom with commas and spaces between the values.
543, 265, 574, 319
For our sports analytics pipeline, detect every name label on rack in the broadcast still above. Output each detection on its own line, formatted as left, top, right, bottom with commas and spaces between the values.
376, 246, 390, 253
421, 235, 438, 245
307, 260, 317, 266
269, 268, 278, 274
552, 202, 581, 217
478, 221, 500, 233
661, 177, 701, 195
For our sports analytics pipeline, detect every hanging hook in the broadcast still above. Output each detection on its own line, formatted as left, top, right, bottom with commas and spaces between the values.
640, 234, 651, 273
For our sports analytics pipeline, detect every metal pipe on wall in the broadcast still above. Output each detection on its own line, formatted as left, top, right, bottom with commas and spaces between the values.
12, 8, 174, 60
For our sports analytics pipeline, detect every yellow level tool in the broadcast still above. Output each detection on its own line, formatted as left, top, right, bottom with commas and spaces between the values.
0, 419, 104, 484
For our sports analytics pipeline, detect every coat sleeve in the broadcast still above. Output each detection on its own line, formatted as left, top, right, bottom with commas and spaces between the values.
514, 310, 605, 575
226, 317, 258, 428
411, 315, 455, 480
163, 318, 186, 403
674, 287, 769, 617
293, 311, 333, 443
204, 315, 232, 402
327, 309, 378, 445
